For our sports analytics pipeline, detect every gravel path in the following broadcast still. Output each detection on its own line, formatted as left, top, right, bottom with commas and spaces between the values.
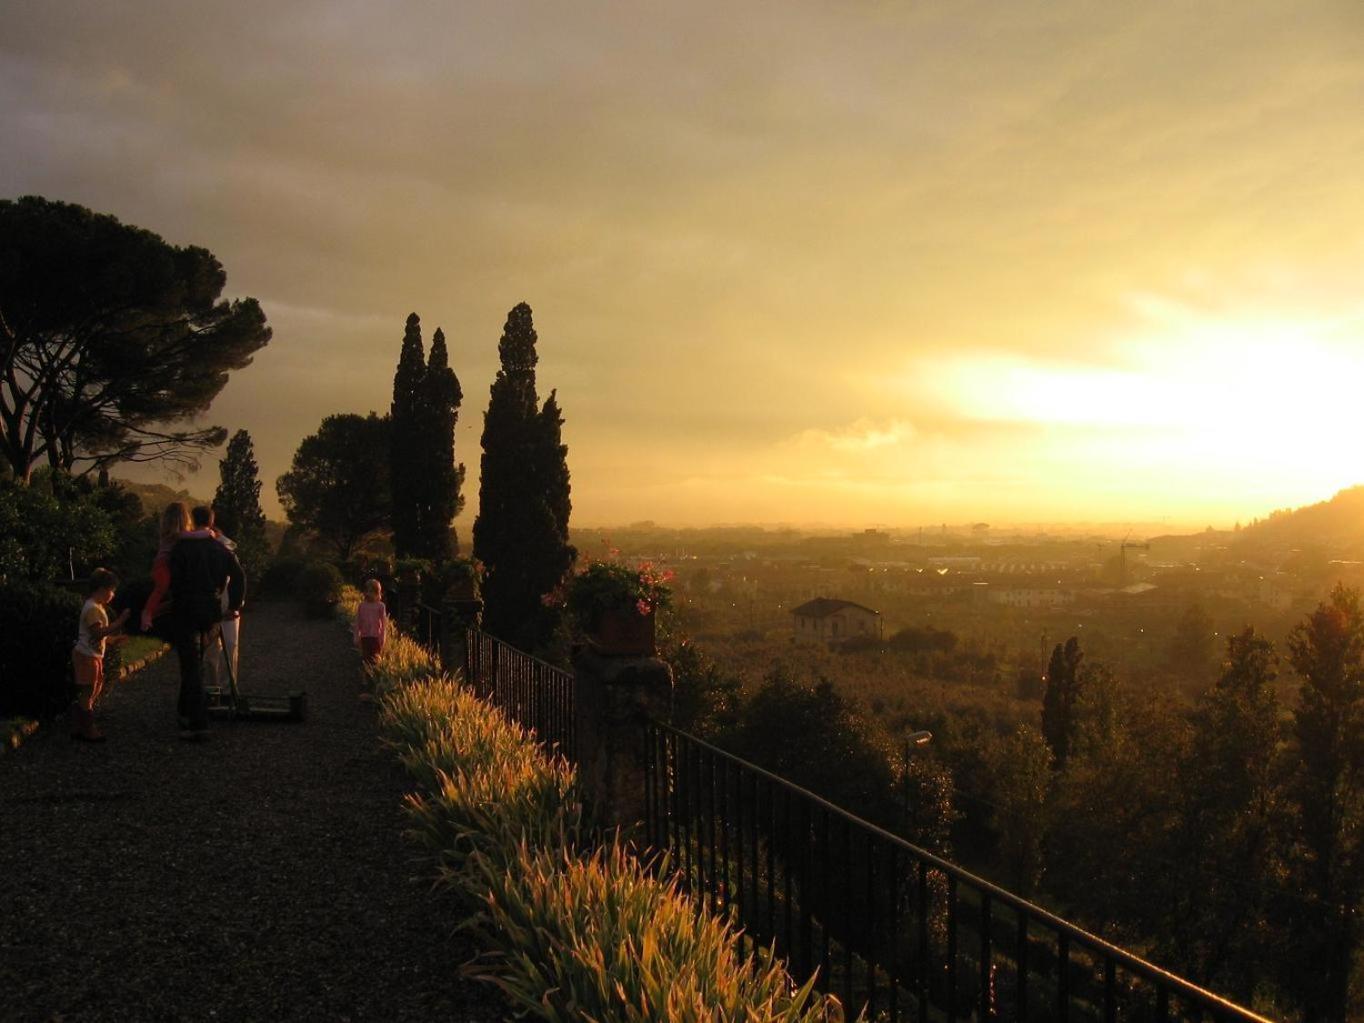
0, 602, 502, 1023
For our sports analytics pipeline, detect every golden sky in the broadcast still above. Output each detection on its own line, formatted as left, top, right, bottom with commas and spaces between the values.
4, 1, 1362, 527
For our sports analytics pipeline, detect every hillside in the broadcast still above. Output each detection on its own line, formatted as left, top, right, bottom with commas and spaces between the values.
114, 479, 213, 517
1234, 485, 1364, 556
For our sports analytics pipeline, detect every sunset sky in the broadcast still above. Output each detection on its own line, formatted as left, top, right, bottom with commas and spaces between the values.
4, 1, 1362, 528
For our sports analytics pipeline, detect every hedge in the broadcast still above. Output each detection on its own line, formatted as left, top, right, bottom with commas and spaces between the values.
354, 606, 843, 1022
0, 581, 80, 718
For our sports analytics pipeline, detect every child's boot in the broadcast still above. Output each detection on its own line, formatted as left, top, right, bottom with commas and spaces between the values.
72, 704, 105, 743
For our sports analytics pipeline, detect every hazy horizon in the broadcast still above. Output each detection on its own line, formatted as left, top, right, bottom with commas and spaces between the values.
6, 1, 1362, 528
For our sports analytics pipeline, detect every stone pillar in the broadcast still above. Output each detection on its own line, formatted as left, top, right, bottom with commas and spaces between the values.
571, 645, 674, 835
440, 597, 483, 680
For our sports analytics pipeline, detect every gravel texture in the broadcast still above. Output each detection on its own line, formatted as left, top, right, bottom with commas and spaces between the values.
0, 602, 502, 1023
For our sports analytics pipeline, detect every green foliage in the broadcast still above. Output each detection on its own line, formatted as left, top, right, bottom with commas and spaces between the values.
370, 609, 837, 1022
337, 584, 362, 622
1158, 628, 1285, 1002
1165, 602, 1217, 681
663, 637, 742, 738
389, 313, 427, 560
0, 582, 81, 717
383, 676, 581, 869
389, 315, 466, 562
983, 725, 1052, 895
720, 666, 900, 825
899, 754, 957, 857
258, 554, 308, 598
1284, 584, 1364, 1022
468, 843, 832, 1023
277, 412, 391, 561
1040, 636, 1083, 767
473, 303, 575, 652
0, 195, 270, 480
888, 624, 958, 653
364, 630, 444, 695
562, 560, 674, 629
1047, 685, 1190, 944
294, 561, 343, 618
213, 429, 270, 578
420, 326, 465, 559
0, 475, 116, 582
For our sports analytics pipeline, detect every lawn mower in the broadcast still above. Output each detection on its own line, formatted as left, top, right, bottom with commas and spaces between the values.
205, 616, 307, 722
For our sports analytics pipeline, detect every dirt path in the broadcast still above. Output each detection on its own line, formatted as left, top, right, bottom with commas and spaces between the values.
0, 601, 500, 1022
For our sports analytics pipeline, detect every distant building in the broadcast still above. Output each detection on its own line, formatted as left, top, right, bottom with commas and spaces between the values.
791, 597, 882, 645
985, 586, 1076, 609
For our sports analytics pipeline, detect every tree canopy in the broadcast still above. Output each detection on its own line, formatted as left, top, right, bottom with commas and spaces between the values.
472, 303, 574, 650
388, 313, 426, 559
276, 413, 390, 562
389, 314, 464, 561
213, 429, 269, 576
0, 196, 271, 481
1041, 636, 1084, 767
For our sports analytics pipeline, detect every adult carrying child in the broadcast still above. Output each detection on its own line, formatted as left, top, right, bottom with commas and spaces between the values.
169, 506, 245, 740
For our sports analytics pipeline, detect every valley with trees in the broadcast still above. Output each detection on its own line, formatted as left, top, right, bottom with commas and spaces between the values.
5, 194, 1364, 1014
4, 5, 1363, 1016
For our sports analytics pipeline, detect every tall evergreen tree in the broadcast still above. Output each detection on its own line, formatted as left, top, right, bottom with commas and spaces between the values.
1285, 585, 1364, 1022
473, 303, 574, 650
1159, 628, 1284, 1000
1041, 636, 1084, 768
389, 313, 426, 558
419, 326, 463, 560
212, 429, 268, 573
530, 389, 575, 637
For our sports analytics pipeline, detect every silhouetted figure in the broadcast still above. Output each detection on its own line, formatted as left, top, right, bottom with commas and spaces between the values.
170, 507, 245, 740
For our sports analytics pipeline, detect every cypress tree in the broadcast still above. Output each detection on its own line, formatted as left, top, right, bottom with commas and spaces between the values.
530, 389, 576, 639
1041, 636, 1084, 768
390, 312, 425, 558
1285, 585, 1364, 1021
420, 326, 463, 560
212, 429, 269, 575
473, 302, 574, 650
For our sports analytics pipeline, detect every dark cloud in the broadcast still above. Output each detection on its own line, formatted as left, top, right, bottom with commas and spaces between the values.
3, 0, 1361, 523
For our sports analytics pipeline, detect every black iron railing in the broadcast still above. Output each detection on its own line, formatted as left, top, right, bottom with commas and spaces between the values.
413, 602, 444, 654
462, 627, 576, 761
644, 720, 1273, 1023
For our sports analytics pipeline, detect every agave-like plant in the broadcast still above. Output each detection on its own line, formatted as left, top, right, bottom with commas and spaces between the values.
365, 586, 845, 1022
465, 842, 842, 1023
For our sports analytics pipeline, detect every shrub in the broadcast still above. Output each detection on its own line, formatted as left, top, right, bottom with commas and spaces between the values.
337, 584, 362, 623
466, 842, 833, 1023
556, 559, 674, 630
0, 476, 116, 582
381, 676, 580, 869
295, 561, 343, 617
373, 623, 841, 1022
259, 554, 308, 599
367, 632, 441, 693
0, 582, 81, 717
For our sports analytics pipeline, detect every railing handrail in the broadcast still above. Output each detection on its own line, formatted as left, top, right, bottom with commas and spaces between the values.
462, 624, 576, 761
465, 625, 575, 680
647, 718, 1275, 1023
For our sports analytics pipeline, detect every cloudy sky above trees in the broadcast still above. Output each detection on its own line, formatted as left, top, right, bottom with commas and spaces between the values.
4, 1, 1362, 527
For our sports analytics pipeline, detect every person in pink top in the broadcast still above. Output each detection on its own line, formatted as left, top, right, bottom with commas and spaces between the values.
353, 578, 388, 665
142, 502, 192, 635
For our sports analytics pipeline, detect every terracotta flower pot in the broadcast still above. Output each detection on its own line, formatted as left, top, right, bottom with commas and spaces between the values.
589, 607, 656, 656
